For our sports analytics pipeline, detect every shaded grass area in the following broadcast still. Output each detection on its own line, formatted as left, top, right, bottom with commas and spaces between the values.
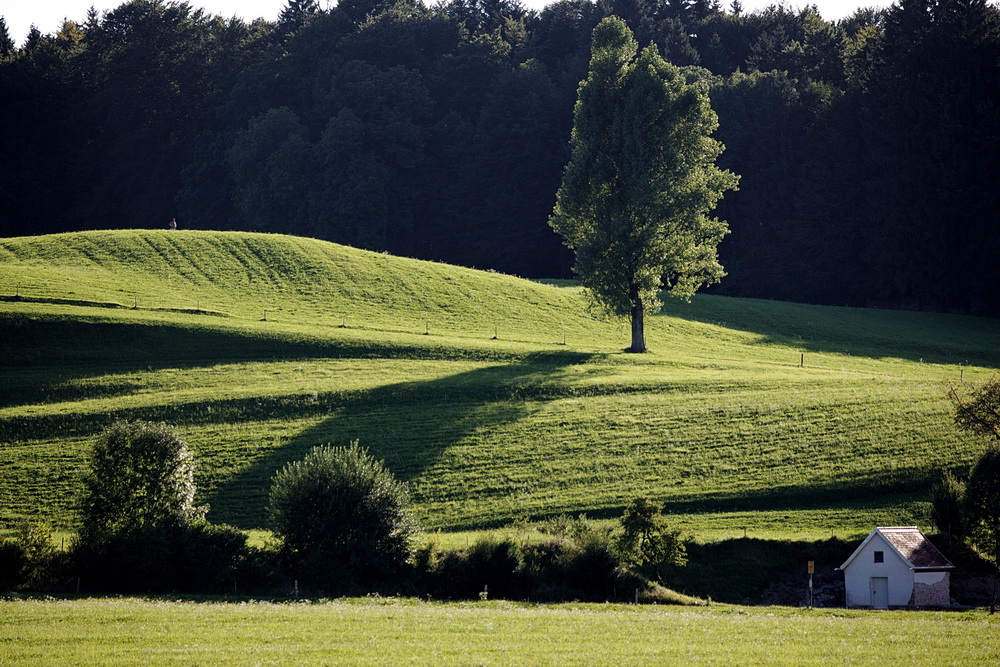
662, 537, 855, 604
0, 597, 996, 665
667, 294, 1000, 368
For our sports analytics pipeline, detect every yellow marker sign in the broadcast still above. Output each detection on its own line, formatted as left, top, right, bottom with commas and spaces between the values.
807, 561, 815, 574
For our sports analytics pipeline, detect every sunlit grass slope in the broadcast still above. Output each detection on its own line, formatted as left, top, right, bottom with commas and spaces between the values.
2, 230, 999, 539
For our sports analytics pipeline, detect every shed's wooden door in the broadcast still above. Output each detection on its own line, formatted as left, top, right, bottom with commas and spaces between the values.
871, 577, 889, 609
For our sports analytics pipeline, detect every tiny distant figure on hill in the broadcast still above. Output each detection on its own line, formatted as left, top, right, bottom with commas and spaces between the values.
168, 218, 178, 230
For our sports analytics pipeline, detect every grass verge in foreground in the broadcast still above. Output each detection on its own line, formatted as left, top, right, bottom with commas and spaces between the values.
0, 597, 995, 665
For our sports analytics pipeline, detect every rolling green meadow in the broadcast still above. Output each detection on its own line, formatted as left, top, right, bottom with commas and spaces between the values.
3, 230, 997, 540
3, 230, 999, 661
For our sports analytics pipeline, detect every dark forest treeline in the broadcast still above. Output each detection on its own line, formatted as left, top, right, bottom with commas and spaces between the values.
2, 0, 999, 314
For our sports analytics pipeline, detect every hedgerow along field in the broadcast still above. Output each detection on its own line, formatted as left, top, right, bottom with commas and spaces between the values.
2, 230, 999, 540
2, 597, 997, 665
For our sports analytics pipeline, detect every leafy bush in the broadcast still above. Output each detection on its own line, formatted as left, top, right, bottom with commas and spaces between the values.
424, 537, 524, 600
520, 534, 624, 601
79, 421, 205, 540
617, 497, 687, 583
559, 530, 622, 598
0, 522, 65, 592
268, 442, 418, 593
540, 513, 599, 541
15, 521, 56, 588
71, 521, 251, 594
421, 518, 627, 602
71, 421, 251, 594
930, 470, 966, 537
463, 538, 523, 599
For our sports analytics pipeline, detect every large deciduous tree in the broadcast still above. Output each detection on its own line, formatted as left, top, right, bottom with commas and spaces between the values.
549, 16, 738, 353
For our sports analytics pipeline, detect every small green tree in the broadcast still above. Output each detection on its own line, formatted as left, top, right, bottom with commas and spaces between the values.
268, 442, 418, 590
930, 470, 966, 538
617, 497, 687, 583
0, 522, 56, 591
79, 421, 205, 540
550, 16, 738, 353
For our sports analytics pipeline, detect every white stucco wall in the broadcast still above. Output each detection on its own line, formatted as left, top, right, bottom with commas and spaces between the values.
843, 534, 914, 608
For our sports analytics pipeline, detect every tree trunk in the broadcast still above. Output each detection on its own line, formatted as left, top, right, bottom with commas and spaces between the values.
629, 289, 646, 353
993, 537, 999, 614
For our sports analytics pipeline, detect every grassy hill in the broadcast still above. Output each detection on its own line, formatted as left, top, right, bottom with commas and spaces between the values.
2, 230, 998, 540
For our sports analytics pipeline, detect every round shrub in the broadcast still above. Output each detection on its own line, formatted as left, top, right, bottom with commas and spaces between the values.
268, 442, 417, 591
80, 421, 205, 540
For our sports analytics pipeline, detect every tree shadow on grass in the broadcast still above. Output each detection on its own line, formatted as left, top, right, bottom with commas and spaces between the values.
0, 313, 520, 409
519, 469, 935, 531
205, 350, 594, 529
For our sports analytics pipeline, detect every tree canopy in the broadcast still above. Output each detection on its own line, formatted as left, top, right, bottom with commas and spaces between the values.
616, 496, 687, 583
79, 421, 205, 540
947, 377, 1000, 442
550, 16, 737, 352
268, 442, 418, 590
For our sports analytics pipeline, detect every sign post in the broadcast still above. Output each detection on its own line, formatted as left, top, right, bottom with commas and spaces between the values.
807, 561, 815, 608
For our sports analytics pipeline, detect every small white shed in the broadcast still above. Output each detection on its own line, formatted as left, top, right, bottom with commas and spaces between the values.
839, 526, 954, 609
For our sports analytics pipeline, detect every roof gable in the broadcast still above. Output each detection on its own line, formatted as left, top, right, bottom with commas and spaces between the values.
839, 527, 954, 571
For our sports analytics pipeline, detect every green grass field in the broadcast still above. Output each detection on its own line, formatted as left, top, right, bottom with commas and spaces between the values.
2, 230, 999, 540
1, 597, 996, 665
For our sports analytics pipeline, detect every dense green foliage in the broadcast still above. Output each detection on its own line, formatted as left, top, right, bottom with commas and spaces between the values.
70, 520, 253, 594
965, 447, 1000, 565
79, 421, 204, 539
71, 421, 253, 594
550, 17, 737, 352
930, 471, 966, 537
2, 598, 998, 664
0, 522, 59, 591
947, 377, 1000, 441
2, 230, 998, 543
2, 0, 999, 314
420, 515, 635, 601
617, 497, 687, 581
268, 442, 418, 590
